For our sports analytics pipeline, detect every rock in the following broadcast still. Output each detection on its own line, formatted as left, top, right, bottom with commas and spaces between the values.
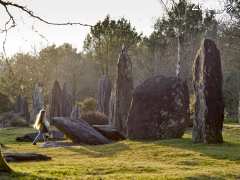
52, 117, 111, 145
127, 75, 189, 140
4, 153, 51, 162
114, 46, 133, 136
16, 130, 65, 142
192, 39, 224, 144
50, 80, 63, 121
32, 83, 44, 118
96, 75, 112, 116
93, 125, 125, 141
80, 111, 108, 125
70, 105, 81, 120
62, 83, 73, 117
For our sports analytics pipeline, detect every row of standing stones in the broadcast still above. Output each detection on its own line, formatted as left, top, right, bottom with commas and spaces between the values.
99, 39, 224, 144
12, 38, 224, 145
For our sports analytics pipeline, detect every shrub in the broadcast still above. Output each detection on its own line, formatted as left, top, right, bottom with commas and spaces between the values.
78, 97, 96, 113
81, 111, 108, 125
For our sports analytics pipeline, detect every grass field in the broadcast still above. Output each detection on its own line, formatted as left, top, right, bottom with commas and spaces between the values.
0, 124, 240, 180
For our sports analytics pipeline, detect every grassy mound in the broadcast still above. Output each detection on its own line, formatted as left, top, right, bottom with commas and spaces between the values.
0, 124, 240, 179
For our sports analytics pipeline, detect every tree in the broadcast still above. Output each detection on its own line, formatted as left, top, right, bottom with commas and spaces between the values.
152, 0, 205, 80
83, 15, 141, 80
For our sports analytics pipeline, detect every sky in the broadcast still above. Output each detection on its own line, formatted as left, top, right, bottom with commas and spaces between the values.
0, 0, 223, 57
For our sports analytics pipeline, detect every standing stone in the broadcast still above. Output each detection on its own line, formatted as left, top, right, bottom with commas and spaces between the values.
114, 46, 133, 136
62, 83, 73, 117
192, 39, 224, 144
50, 80, 63, 121
14, 95, 22, 113
32, 83, 44, 117
127, 75, 189, 140
22, 97, 30, 123
108, 91, 115, 125
14, 95, 30, 123
96, 75, 112, 116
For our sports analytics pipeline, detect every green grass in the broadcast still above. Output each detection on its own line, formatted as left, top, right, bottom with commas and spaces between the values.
0, 124, 240, 180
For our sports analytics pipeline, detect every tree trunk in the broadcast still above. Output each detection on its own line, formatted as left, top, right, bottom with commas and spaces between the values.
0, 148, 12, 173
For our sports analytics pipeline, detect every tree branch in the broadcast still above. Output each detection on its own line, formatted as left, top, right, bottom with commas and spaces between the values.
0, 0, 92, 27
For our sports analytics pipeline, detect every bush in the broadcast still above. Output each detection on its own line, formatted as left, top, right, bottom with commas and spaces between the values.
78, 97, 96, 113
81, 111, 108, 125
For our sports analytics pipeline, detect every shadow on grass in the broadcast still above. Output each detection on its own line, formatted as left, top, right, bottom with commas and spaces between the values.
64, 141, 130, 158
148, 137, 240, 161
185, 174, 226, 180
0, 171, 51, 180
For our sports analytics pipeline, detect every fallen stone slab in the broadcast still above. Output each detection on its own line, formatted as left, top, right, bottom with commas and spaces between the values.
52, 117, 111, 145
4, 153, 51, 162
93, 125, 125, 141
16, 130, 65, 142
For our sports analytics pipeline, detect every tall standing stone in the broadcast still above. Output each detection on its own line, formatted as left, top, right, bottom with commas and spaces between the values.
96, 75, 112, 116
192, 39, 224, 144
62, 83, 73, 117
50, 80, 63, 121
114, 46, 133, 136
108, 91, 115, 125
14, 95, 30, 123
32, 83, 44, 117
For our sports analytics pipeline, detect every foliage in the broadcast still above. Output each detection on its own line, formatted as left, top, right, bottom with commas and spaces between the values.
81, 111, 108, 125
1, 124, 240, 179
226, 0, 240, 21
223, 71, 240, 121
84, 15, 142, 80
0, 44, 99, 106
79, 97, 97, 113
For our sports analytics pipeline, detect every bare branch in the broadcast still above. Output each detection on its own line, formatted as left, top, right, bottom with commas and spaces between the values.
0, 0, 93, 27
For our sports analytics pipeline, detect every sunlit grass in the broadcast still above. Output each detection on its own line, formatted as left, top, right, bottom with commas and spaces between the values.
0, 124, 240, 179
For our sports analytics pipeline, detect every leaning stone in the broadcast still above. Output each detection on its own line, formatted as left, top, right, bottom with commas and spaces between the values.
52, 117, 111, 145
